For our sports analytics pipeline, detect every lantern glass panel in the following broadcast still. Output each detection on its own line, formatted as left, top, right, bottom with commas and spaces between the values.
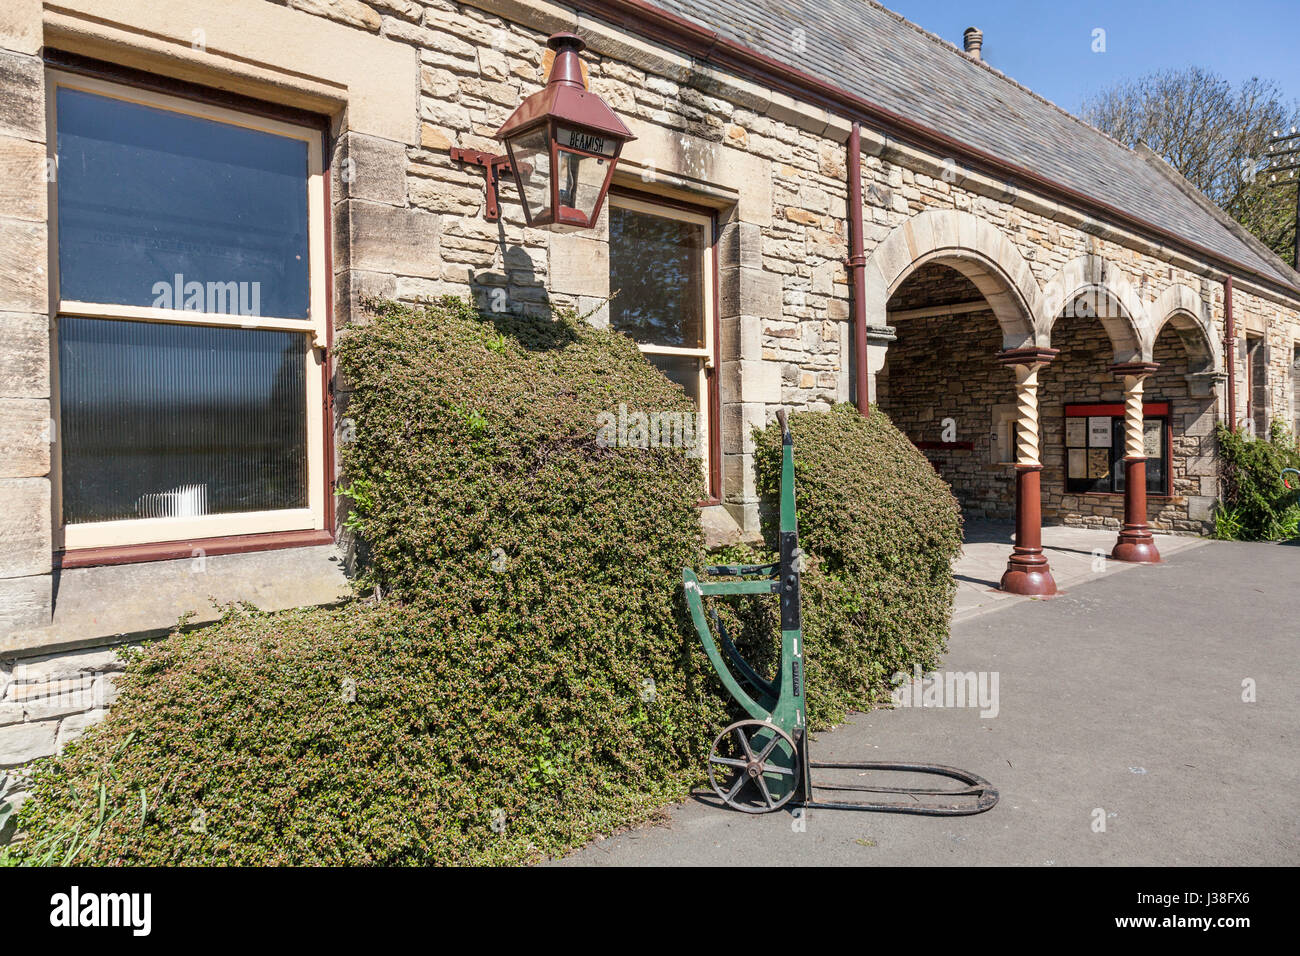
557, 148, 609, 222
506, 126, 552, 223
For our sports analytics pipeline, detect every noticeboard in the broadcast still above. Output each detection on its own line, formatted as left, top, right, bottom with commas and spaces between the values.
1063, 402, 1170, 495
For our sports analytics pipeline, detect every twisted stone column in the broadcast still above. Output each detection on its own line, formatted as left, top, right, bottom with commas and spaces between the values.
1110, 362, 1161, 563
996, 347, 1059, 596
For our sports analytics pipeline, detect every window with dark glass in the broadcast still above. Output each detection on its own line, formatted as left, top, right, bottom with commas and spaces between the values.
49, 74, 324, 549
609, 205, 706, 349
608, 194, 715, 490
55, 87, 310, 317
58, 318, 308, 523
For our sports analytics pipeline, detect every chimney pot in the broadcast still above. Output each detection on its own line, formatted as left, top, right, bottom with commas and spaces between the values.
963, 26, 983, 60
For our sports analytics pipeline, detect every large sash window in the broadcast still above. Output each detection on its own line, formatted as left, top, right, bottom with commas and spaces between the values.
48, 73, 328, 550
608, 193, 718, 497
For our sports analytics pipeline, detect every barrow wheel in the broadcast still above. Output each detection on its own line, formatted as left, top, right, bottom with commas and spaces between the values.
707, 720, 800, 813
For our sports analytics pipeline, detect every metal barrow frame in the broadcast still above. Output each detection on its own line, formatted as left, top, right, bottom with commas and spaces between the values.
683, 409, 998, 816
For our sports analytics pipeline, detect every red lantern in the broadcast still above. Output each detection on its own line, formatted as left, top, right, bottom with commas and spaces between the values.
453, 33, 634, 229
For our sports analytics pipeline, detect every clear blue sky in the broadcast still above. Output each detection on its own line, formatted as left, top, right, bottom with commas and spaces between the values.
883, 0, 1300, 115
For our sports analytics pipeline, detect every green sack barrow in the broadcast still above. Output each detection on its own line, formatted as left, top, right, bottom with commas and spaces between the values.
1283, 467, 1300, 497
682, 409, 999, 815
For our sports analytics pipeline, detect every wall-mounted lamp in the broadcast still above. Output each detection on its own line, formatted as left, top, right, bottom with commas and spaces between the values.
452, 32, 635, 229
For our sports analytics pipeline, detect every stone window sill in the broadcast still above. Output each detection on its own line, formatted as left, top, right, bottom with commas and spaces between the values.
1, 545, 351, 659
1071, 492, 1181, 501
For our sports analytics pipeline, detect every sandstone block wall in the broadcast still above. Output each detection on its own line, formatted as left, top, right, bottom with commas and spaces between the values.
0, 37, 52, 635
880, 296, 1216, 533
0, 645, 123, 839
877, 305, 1018, 522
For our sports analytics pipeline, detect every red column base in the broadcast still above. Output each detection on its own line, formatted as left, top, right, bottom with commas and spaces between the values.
1000, 550, 1058, 596
1112, 458, 1161, 563
1000, 464, 1057, 596
1112, 526, 1162, 564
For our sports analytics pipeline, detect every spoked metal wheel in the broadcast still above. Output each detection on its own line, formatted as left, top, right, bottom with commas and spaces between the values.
707, 720, 800, 813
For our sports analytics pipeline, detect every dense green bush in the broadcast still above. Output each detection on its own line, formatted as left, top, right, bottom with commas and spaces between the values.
8, 305, 962, 865
10, 298, 723, 865
1213, 421, 1300, 540
715, 404, 963, 726
8, 602, 720, 865
335, 297, 705, 614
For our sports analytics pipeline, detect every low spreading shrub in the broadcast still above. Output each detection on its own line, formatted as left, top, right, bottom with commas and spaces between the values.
1213, 422, 1300, 541
8, 602, 723, 865
10, 298, 722, 865
9, 304, 962, 865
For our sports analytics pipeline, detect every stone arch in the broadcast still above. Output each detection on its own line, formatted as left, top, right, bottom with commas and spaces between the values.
868, 209, 1041, 350
1042, 255, 1148, 363
1147, 283, 1220, 375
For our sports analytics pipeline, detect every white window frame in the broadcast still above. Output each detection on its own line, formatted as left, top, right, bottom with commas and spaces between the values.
46, 71, 329, 551
607, 193, 716, 488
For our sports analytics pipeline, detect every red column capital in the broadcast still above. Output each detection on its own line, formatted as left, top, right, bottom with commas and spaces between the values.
997, 346, 1060, 368
1108, 360, 1159, 380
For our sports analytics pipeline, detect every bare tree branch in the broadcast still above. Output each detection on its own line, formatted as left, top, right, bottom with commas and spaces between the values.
1083, 67, 1299, 264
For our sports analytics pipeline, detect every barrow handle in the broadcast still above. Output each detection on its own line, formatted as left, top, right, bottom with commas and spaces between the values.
776, 407, 789, 438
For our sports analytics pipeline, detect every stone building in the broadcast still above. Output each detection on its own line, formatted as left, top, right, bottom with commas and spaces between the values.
2, 0, 1299, 770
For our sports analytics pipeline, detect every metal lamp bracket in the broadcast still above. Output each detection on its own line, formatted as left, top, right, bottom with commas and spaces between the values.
451, 147, 512, 222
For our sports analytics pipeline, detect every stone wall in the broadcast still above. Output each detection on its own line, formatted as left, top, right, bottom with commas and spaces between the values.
0, 645, 122, 840
849, 138, 1300, 444
325, 0, 856, 533
1038, 319, 1214, 533
1230, 283, 1300, 437
879, 264, 1216, 532
877, 277, 1017, 521
0, 32, 52, 634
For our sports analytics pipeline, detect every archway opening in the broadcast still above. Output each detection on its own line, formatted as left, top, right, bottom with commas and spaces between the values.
876, 262, 1019, 522
1039, 298, 1215, 535
1039, 302, 1135, 530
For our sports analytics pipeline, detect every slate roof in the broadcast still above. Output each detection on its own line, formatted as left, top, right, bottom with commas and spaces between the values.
644, 0, 1300, 291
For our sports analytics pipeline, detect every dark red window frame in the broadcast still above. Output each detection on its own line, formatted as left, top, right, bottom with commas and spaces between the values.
608, 184, 723, 503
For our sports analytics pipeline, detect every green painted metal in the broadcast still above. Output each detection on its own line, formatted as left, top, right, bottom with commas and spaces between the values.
684, 409, 1000, 816
683, 412, 803, 734
682, 411, 804, 805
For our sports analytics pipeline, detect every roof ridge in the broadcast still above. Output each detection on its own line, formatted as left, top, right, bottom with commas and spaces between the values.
856, 0, 1136, 155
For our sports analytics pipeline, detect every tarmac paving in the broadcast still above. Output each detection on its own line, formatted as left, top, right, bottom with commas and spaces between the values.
561, 532, 1299, 866
952, 520, 1208, 622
